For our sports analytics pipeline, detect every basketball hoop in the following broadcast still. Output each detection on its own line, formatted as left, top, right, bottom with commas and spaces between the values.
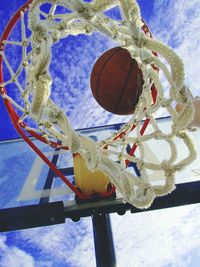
0, 0, 197, 208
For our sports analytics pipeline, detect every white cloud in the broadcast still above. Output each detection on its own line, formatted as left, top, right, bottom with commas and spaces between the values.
0, 236, 7, 252
111, 204, 200, 267
1, 1, 200, 266
48, 0, 200, 130
18, 218, 95, 266
49, 31, 125, 129
0, 235, 35, 267
150, 0, 200, 96
3, 203, 200, 267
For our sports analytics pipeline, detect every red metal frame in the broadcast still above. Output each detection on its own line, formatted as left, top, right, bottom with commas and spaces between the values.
0, 0, 116, 200
0, 1, 158, 201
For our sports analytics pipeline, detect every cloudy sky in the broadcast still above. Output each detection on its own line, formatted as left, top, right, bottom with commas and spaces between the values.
0, 0, 200, 266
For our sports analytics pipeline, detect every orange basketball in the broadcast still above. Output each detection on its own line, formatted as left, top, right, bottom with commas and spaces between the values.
90, 47, 144, 115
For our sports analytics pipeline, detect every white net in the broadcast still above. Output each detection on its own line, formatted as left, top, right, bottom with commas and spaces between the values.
0, 0, 197, 208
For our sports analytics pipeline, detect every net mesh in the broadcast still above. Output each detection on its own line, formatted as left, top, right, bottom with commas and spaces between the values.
0, 0, 197, 208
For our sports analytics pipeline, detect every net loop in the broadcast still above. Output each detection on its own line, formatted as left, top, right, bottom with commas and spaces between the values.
0, 0, 197, 208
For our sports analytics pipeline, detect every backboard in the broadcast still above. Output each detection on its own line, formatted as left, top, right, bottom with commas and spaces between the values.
0, 116, 200, 232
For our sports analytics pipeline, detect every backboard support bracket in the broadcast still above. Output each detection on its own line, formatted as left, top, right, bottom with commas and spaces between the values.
1, 180, 200, 232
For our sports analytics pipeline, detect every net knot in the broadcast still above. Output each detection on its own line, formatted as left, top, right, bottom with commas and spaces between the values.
140, 48, 153, 64
153, 130, 162, 140
132, 27, 146, 47
161, 160, 175, 177
32, 24, 48, 44
77, 4, 95, 21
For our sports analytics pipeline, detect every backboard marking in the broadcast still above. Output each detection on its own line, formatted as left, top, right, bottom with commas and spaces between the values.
18, 150, 73, 201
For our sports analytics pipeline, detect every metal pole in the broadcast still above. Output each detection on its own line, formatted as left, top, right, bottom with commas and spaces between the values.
92, 213, 116, 267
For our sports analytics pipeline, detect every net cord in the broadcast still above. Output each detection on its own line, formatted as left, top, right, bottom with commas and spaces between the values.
0, 0, 197, 208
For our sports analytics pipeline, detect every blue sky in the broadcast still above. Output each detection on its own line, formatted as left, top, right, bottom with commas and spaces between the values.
0, 0, 200, 266
0, 0, 154, 140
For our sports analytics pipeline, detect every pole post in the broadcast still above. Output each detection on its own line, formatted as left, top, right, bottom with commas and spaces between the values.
92, 213, 116, 267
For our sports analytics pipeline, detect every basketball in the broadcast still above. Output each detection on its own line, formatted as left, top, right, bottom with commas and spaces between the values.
90, 47, 144, 115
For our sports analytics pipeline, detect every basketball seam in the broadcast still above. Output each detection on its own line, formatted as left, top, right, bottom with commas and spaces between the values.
113, 59, 136, 114
123, 63, 142, 114
129, 68, 142, 106
95, 47, 122, 103
136, 72, 143, 104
